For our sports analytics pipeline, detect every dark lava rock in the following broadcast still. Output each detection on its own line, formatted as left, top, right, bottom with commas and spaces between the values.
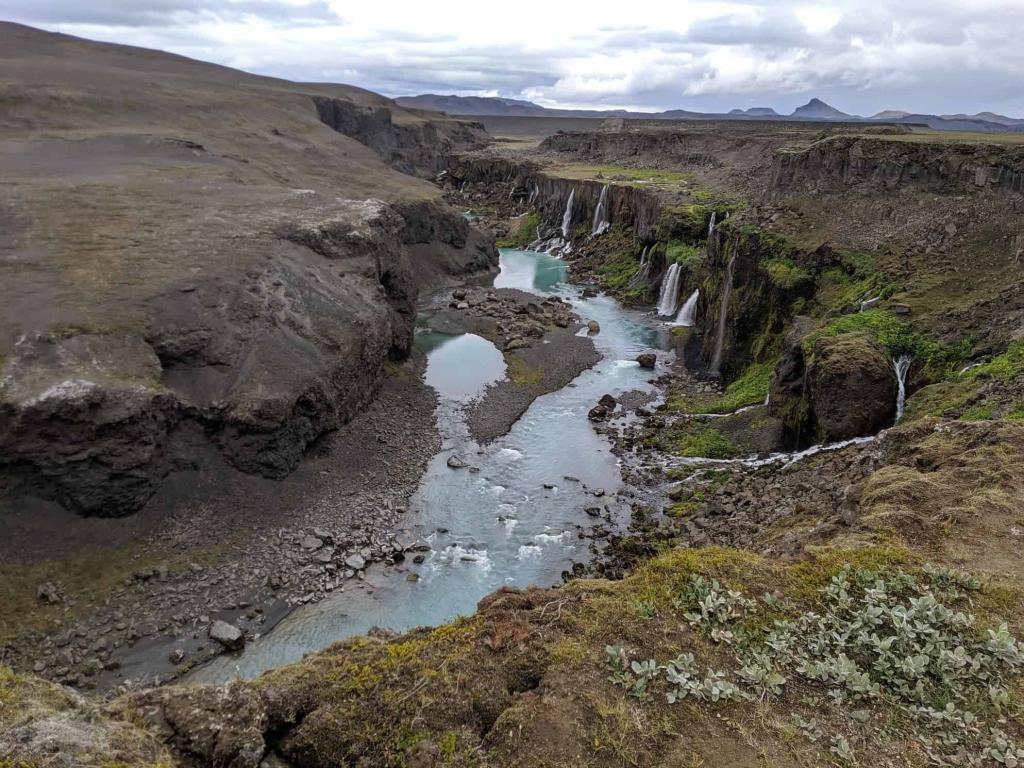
588, 405, 609, 421
636, 353, 656, 369
598, 394, 617, 409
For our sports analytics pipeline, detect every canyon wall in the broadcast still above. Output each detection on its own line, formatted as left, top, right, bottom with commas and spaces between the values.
769, 136, 1024, 200
0, 22, 498, 517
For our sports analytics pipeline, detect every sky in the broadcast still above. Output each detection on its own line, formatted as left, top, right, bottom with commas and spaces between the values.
5, 0, 1024, 117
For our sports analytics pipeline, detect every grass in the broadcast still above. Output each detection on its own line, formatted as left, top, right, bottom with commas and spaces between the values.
546, 164, 698, 191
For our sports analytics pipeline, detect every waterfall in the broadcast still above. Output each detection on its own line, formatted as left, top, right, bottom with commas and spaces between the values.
561, 188, 575, 240
591, 184, 610, 236
859, 295, 881, 312
708, 211, 717, 237
675, 289, 700, 326
629, 246, 652, 289
709, 245, 737, 374
656, 263, 682, 317
893, 355, 912, 423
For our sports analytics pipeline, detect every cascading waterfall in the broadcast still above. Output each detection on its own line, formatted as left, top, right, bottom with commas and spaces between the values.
893, 355, 912, 423
561, 188, 576, 240
675, 289, 700, 326
708, 211, 717, 237
656, 263, 682, 317
591, 184, 610, 236
709, 243, 737, 374
628, 245, 652, 289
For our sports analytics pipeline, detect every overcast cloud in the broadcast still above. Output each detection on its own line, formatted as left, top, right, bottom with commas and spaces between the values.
4, 0, 1022, 117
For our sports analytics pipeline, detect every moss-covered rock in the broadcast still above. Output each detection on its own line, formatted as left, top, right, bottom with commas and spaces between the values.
806, 334, 897, 442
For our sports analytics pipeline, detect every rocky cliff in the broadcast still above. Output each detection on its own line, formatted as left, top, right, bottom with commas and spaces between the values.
0, 23, 497, 516
769, 135, 1024, 200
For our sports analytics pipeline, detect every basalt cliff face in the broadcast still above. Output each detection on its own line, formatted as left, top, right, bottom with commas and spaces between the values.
0, 23, 496, 516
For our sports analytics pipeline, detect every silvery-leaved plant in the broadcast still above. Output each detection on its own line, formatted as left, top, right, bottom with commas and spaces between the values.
985, 728, 1024, 767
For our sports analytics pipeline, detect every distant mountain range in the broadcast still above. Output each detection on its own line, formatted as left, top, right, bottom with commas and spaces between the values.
394, 94, 1024, 133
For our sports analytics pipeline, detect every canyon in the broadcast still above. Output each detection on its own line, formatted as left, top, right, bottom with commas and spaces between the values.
3, 22, 1024, 768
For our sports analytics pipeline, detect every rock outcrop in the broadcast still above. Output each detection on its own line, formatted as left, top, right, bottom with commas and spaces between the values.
0, 23, 497, 516
770, 327, 897, 444
770, 136, 1024, 200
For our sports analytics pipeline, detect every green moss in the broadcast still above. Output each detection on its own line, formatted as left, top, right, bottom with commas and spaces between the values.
704, 361, 774, 414
962, 341, 1024, 383
665, 241, 704, 269
495, 211, 539, 249
763, 257, 812, 291
506, 355, 543, 389
803, 309, 969, 379
1008, 402, 1024, 421
648, 422, 738, 459
594, 252, 647, 304
961, 403, 995, 421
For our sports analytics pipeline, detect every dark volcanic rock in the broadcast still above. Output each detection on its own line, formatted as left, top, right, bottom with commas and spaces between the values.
636, 353, 657, 369
806, 335, 897, 442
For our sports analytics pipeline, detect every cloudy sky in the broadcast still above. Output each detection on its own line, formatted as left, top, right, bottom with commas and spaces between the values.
5, 0, 1023, 117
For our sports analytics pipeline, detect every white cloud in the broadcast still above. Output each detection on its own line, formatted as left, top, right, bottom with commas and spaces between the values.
5, 0, 1022, 117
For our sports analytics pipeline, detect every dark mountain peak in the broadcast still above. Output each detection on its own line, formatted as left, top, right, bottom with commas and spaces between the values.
791, 98, 850, 119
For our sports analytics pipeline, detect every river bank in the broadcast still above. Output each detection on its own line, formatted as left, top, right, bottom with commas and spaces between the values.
0, 249, 670, 693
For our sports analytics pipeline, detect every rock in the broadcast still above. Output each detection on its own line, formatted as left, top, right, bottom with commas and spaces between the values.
209, 620, 245, 651
593, 488, 606, 498
837, 485, 861, 526
598, 393, 617, 409
406, 573, 420, 582
452, 288, 468, 300
169, 648, 186, 664
587, 405, 608, 421
806, 335, 897, 441
587, 320, 600, 335
345, 554, 366, 570
446, 455, 468, 469
299, 535, 323, 551
636, 353, 656, 369
585, 507, 602, 517
36, 581, 63, 604
850, 709, 871, 723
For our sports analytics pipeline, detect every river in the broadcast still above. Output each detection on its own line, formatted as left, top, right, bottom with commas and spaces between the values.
189, 248, 672, 682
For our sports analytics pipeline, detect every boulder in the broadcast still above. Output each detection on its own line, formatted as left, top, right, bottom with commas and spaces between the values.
209, 620, 245, 651
446, 455, 468, 469
598, 394, 617, 409
805, 334, 897, 442
588, 405, 608, 421
636, 353, 656, 369
586, 320, 600, 335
